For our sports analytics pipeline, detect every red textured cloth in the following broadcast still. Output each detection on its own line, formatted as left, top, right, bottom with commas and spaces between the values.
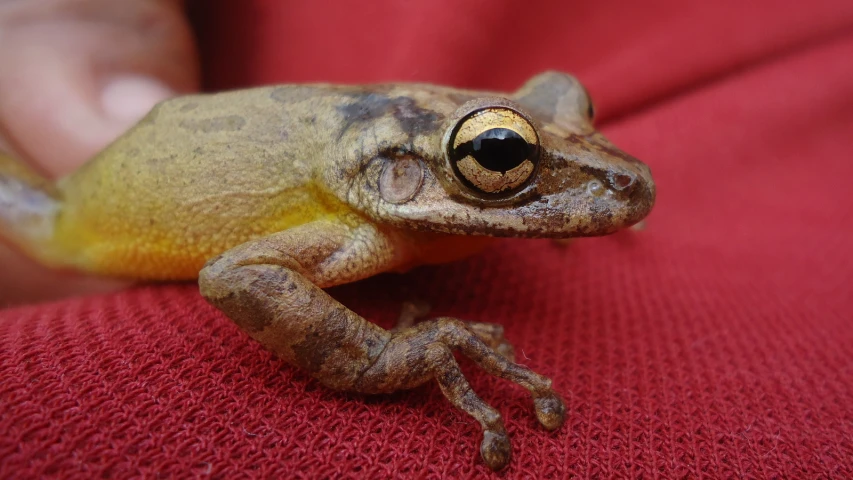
3, 1, 853, 478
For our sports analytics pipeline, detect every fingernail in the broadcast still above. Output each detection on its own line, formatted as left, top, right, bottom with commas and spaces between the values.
100, 75, 175, 123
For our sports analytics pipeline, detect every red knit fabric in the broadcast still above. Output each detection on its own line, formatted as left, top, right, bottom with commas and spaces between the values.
3, 1, 853, 478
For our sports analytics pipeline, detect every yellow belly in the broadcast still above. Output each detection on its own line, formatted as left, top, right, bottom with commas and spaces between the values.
48, 184, 354, 280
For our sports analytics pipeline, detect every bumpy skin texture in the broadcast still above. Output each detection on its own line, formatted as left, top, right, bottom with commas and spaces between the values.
0, 72, 655, 470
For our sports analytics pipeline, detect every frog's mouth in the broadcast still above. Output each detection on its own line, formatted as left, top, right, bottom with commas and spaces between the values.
470, 167, 654, 238
379, 161, 655, 239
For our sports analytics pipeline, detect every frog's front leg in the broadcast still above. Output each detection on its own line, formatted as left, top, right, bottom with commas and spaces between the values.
364, 318, 565, 469
198, 220, 396, 390
198, 221, 564, 470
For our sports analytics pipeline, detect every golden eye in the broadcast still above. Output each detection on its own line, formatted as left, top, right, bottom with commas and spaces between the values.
447, 107, 540, 194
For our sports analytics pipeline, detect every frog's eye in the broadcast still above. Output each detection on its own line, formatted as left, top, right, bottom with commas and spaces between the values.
447, 107, 540, 194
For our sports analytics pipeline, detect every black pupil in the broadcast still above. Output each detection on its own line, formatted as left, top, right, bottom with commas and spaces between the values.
456, 128, 532, 173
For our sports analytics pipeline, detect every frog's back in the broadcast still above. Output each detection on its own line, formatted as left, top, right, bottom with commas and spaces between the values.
52, 86, 351, 279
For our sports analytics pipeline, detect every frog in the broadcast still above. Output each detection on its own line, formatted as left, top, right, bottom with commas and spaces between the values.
0, 71, 655, 470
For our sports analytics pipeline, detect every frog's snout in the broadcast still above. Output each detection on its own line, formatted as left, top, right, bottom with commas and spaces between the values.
592, 159, 656, 230
619, 164, 656, 225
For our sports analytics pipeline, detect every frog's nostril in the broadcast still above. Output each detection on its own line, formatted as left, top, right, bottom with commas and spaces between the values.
609, 172, 636, 191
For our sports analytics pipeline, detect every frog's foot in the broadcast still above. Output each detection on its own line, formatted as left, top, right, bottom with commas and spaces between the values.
359, 318, 565, 470
394, 305, 515, 360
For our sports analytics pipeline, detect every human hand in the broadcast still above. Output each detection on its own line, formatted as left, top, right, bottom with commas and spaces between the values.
0, 0, 198, 306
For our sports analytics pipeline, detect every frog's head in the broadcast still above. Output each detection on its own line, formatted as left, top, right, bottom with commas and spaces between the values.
334, 71, 655, 239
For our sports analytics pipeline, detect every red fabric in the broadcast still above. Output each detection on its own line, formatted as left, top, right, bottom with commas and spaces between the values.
3, 1, 853, 477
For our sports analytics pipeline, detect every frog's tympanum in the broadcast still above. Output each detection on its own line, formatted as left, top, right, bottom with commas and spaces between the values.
0, 72, 654, 470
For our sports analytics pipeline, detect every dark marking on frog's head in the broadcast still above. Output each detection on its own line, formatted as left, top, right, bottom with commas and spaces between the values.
336, 93, 444, 141
337, 93, 392, 122
390, 96, 444, 139
336, 93, 391, 141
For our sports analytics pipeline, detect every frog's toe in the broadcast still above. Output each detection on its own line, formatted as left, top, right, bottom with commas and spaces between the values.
481, 430, 511, 470
534, 393, 566, 431
495, 341, 515, 362
464, 321, 516, 361
362, 318, 562, 469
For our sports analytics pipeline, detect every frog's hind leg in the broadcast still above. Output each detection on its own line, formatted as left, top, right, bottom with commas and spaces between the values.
358, 318, 565, 470
0, 152, 61, 263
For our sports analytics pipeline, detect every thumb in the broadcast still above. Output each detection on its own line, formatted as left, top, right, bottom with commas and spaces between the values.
0, 0, 198, 177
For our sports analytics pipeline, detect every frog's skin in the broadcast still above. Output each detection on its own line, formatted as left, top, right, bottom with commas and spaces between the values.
0, 71, 655, 470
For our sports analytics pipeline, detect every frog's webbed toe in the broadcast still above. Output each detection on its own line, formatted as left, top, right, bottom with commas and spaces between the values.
357, 318, 565, 470
464, 321, 515, 361
394, 307, 516, 362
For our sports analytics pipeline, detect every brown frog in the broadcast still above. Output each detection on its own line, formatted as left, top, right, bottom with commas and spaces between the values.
0, 71, 655, 470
